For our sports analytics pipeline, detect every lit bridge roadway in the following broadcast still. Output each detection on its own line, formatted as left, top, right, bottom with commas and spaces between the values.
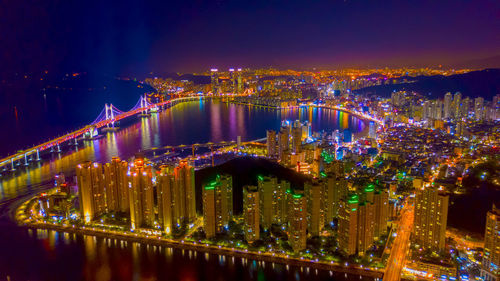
314, 104, 385, 126
142, 137, 267, 158
0, 93, 252, 171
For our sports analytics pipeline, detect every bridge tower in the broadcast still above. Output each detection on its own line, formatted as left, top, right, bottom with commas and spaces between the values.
105, 103, 116, 129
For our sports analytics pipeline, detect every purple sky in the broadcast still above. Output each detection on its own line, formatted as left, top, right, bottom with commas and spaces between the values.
1, 0, 499, 75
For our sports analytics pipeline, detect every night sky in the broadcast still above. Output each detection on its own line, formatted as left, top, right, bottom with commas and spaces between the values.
1, 0, 499, 75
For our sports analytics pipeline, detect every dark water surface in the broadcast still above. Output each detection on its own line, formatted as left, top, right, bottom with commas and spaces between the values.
0, 98, 370, 281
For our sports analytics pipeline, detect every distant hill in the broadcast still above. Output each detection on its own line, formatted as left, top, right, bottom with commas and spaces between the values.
454, 55, 500, 69
354, 69, 500, 100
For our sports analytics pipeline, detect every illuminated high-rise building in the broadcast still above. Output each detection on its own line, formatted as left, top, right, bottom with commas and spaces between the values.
481, 204, 500, 281
324, 160, 344, 177
422, 100, 431, 120
76, 161, 106, 223
305, 181, 324, 236
414, 185, 449, 251
103, 157, 129, 213
258, 175, 277, 230
433, 100, 442, 120
210, 68, 219, 94
203, 182, 216, 238
274, 180, 290, 225
278, 127, 289, 160
461, 97, 471, 118
243, 185, 260, 242
373, 188, 389, 238
343, 129, 352, 143
173, 160, 196, 224
453, 92, 462, 118
475, 97, 485, 120
128, 158, 154, 229
443, 92, 452, 119
266, 130, 277, 158
368, 121, 377, 139
323, 174, 348, 224
301, 121, 311, 140
236, 68, 243, 93
216, 174, 233, 231
157, 165, 174, 234
202, 174, 233, 238
291, 123, 302, 154
338, 193, 359, 255
229, 68, 236, 93
357, 200, 374, 255
288, 190, 307, 252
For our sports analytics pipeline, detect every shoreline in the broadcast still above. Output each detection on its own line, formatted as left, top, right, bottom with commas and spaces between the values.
20, 220, 384, 279
16, 192, 383, 280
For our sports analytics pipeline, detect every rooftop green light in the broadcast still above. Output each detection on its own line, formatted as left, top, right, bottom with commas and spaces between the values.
347, 194, 359, 204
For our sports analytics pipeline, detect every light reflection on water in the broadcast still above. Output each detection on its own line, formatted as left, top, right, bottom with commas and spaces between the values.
0, 100, 366, 202
0, 100, 370, 280
27, 228, 367, 281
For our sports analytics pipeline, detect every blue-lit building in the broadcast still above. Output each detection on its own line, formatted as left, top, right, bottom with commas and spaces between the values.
343, 129, 352, 143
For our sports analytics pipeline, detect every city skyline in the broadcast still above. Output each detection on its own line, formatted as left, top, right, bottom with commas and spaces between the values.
1, 1, 499, 280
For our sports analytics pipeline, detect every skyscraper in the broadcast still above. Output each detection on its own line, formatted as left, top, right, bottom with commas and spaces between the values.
475, 97, 485, 120
274, 180, 290, 225
202, 174, 233, 238
292, 123, 302, 154
414, 185, 449, 252
343, 129, 352, 143
267, 130, 277, 158
215, 174, 233, 232
243, 185, 260, 242
461, 97, 471, 118
203, 182, 216, 238
157, 165, 174, 234
357, 201, 374, 255
433, 100, 442, 120
422, 100, 431, 120
443, 92, 452, 119
76, 161, 106, 223
173, 160, 196, 224
210, 68, 219, 94
258, 175, 277, 230
128, 158, 154, 229
278, 126, 289, 161
288, 190, 307, 252
323, 173, 348, 224
305, 181, 324, 236
369, 121, 377, 139
236, 68, 243, 93
453, 92, 462, 118
103, 157, 129, 213
338, 193, 359, 255
482, 204, 500, 281
373, 188, 389, 238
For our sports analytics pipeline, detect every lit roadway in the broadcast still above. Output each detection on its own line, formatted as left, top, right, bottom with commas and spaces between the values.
383, 202, 414, 281
185, 217, 204, 237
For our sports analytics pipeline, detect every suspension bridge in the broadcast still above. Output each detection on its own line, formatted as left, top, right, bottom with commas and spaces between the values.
0, 95, 204, 171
